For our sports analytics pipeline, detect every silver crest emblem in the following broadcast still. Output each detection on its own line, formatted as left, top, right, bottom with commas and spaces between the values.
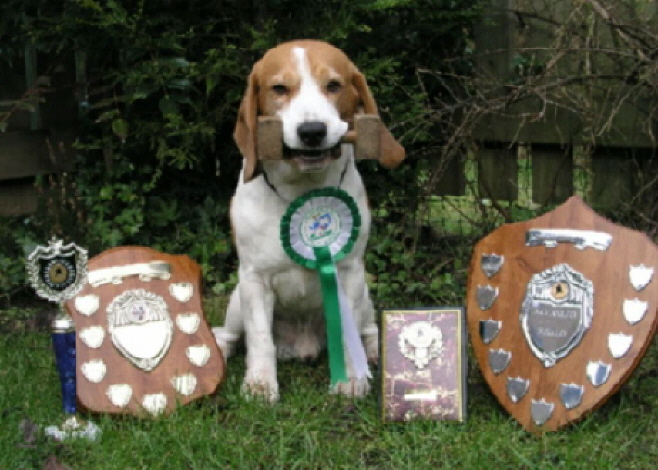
531, 398, 555, 426
107, 289, 173, 371
520, 264, 594, 367
488, 348, 512, 375
398, 321, 443, 369
559, 383, 584, 410
608, 333, 633, 359
622, 298, 648, 325
477, 285, 499, 310
26, 237, 88, 303
629, 264, 653, 291
506, 377, 530, 403
479, 319, 501, 344
481, 254, 504, 278
586, 361, 612, 387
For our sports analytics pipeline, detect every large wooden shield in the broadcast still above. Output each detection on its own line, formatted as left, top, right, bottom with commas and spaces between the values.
467, 196, 658, 432
64, 247, 225, 416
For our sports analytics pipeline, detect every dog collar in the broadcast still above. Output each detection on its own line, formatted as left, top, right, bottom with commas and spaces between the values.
261, 157, 351, 201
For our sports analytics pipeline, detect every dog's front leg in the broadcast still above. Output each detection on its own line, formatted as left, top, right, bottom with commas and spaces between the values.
330, 261, 375, 398
239, 271, 279, 402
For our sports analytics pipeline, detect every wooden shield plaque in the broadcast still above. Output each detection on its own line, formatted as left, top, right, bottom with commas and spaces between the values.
64, 247, 225, 416
467, 196, 658, 432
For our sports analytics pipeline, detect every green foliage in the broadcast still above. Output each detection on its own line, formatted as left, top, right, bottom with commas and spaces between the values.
0, 0, 483, 300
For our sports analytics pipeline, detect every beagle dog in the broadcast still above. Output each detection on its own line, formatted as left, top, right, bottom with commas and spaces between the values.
213, 40, 404, 401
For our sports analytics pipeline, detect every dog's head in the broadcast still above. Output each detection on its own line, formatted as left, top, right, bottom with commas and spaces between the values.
234, 40, 405, 182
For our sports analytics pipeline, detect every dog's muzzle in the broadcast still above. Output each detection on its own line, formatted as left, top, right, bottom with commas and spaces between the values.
283, 120, 343, 171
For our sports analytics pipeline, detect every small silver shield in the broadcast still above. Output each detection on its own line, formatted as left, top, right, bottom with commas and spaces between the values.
481, 254, 504, 278
608, 333, 633, 359
629, 264, 653, 291
506, 377, 530, 404
586, 361, 612, 387
477, 285, 499, 311
479, 319, 501, 344
622, 298, 648, 325
488, 348, 511, 375
559, 383, 584, 410
531, 399, 555, 426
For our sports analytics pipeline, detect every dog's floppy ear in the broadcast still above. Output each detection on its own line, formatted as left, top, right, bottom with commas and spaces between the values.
352, 69, 405, 169
234, 64, 260, 183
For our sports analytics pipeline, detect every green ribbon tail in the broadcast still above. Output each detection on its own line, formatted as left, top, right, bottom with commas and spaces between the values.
314, 246, 348, 387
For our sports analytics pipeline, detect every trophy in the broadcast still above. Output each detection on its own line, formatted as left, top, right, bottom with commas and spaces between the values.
467, 196, 658, 432
27, 237, 88, 413
63, 246, 225, 416
27, 237, 99, 440
380, 308, 467, 422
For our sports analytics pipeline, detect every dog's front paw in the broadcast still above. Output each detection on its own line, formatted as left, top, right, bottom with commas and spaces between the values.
331, 376, 371, 397
362, 330, 379, 365
242, 369, 279, 403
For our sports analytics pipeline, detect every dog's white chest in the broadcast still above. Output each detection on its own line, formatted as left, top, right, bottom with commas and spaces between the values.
271, 267, 324, 313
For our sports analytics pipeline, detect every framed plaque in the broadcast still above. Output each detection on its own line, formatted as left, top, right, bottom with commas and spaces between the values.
64, 247, 225, 417
381, 308, 467, 422
467, 196, 658, 432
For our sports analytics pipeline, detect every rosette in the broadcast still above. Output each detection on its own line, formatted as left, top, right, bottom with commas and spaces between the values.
280, 188, 370, 387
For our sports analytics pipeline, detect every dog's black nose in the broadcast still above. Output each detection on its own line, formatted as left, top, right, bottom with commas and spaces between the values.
297, 121, 327, 147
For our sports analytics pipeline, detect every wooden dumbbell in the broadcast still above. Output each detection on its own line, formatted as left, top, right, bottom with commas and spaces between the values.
257, 114, 381, 160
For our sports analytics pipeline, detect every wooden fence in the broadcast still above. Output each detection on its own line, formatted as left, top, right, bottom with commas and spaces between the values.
467, 0, 657, 208
0, 45, 79, 216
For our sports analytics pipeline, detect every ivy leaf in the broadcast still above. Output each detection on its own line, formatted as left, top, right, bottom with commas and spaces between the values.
111, 118, 129, 143
159, 97, 179, 116
167, 78, 191, 90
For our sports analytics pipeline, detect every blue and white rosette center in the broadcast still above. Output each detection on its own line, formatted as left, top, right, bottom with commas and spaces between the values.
291, 198, 354, 261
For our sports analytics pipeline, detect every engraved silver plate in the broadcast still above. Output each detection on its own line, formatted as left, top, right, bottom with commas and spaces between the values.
488, 348, 511, 375
79, 326, 105, 349
506, 377, 530, 404
186, 345, 210, 367
398, 321, 443, 369
481, 254, 504, 278
171, 373, 197, 396
479, 319, 501, 344
608, 333, 633, 359
107, 289, 173, 371
88, 261, 171, 287
26, 237, 88, 303
142, 393, 167, 416
531, 399, 555, 426
559, 383, 584, 410
75, 294, 100, 316
629, 264, 653, 291
81, 359, 107, 383
586, 361, 612, 387
176, 312, 201, 335
520, 264, 594, 367
477, 285, 499, 310
106, 384, 133, 408
170, 282, 194, 303
622, 298, 648, 325
526, 229, 612, 251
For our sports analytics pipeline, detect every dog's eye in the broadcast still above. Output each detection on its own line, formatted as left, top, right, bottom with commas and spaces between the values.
271, 84, 289, 96
326, 80, 342, 93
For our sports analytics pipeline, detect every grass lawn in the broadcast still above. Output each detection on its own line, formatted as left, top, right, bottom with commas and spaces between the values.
1, 300, 656, 470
